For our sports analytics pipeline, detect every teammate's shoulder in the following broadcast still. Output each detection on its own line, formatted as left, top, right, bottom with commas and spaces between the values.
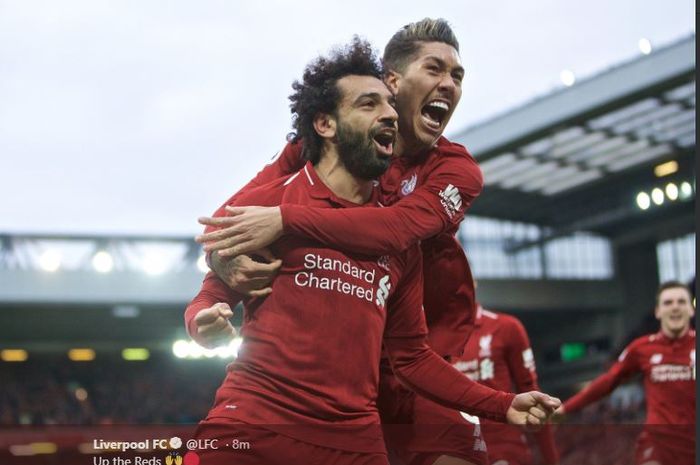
435, 137, 476, 161
427, 137, 481, 182
493, 312, 529, 336
616, 337, 647, 362
496, 311, 524, 326
235, 165, 309, 206
628, 334, 658, 350
479, 308, 500, 320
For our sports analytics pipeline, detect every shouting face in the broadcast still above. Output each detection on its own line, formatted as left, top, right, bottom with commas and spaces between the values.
333, 75, 398, 180
387, 41, 464, 155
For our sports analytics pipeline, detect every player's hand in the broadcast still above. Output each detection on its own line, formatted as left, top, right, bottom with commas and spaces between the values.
549, 405, 566, 424
193, 303, 236, 349
208, 248, 282, 297
196, 206, 283, 257
505, 391, 561, 428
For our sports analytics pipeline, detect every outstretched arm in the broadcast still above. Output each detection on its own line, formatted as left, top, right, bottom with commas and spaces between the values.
383, 249, 559, 425
198, 144, 483, 257
386, 336, 561, 425
559, 342, 640, 416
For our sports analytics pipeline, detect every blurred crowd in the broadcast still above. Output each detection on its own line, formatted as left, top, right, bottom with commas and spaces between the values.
552, 383, 645, 465
2, 356, 645, 424
1, 356, 651, 464
0, 355, 223, 425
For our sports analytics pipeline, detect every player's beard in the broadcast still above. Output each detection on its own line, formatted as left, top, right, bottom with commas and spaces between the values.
336, 120, 391, 180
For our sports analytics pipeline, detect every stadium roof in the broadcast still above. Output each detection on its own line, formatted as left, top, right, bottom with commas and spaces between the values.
453, 35, 695, 244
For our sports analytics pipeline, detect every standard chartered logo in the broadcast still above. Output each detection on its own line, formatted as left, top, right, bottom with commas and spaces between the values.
375, 275, 391, 308
295, 253, 390, 305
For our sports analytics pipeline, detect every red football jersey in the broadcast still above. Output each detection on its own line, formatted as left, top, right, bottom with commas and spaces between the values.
564, 329, 696, 449
187, 163, 514, 453
210, 137, 483, 357
452, 306, 559, 464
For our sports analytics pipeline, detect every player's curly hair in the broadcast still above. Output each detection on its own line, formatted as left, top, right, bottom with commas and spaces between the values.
287, 36, 383, 164
383, 18, 459, 73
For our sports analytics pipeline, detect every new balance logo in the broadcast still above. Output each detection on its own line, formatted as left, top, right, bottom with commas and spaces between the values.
375, 275, 391, 308
400, 174, 417, 196
438, 184, 462, 218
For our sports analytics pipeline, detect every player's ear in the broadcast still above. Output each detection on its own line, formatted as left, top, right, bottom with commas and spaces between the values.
654, 305, 662, 320
313, 112, 336, 140
384, 70, 401, 95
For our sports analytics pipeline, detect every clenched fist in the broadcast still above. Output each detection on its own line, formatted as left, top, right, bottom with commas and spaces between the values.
193, 303, 236, 349
506, 391, 561, 428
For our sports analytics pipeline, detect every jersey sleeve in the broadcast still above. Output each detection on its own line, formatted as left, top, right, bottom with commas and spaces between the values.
184, 272, 243, 347
188, 176, 292, 346
280, 145, 483, 255
563, 339, 642, 413
384, 338, 515, 422
382, 246, 429, 339
204, 140, 304, 234
382, 248, 515, 421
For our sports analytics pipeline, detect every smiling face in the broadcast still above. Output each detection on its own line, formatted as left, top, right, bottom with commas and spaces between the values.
386, 41, 464, 156
655, 286, 694, 338
332, 75, 398, 179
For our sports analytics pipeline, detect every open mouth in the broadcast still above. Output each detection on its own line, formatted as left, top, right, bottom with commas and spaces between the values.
372, 129, 396, 157
421, 100, 450, 130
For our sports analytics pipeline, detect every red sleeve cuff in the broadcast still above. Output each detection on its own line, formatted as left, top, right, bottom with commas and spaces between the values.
279, 203, 296, 233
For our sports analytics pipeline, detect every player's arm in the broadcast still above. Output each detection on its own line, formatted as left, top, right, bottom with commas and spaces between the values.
504, 317, 560, 464
383, 249, 559, 425
559, 341, 641, 416
199, 148, 483, 257
186, 174, 291, 346
184, 272, 242, 349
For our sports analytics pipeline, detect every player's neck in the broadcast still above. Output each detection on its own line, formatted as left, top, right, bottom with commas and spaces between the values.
314, 153, 373, 204
395, 133, 435, 159
661, 325, 690, 340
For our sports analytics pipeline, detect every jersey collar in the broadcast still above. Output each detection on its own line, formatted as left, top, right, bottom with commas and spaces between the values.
475, 303, 484, 327
657, 328, 695, 344
302, 161, 381, 207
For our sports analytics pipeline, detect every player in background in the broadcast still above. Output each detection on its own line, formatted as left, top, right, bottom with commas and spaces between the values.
553, 281, 695, 465
451, 282, 559, 465
195, 18, 493, 465
188, 38, 560, 465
